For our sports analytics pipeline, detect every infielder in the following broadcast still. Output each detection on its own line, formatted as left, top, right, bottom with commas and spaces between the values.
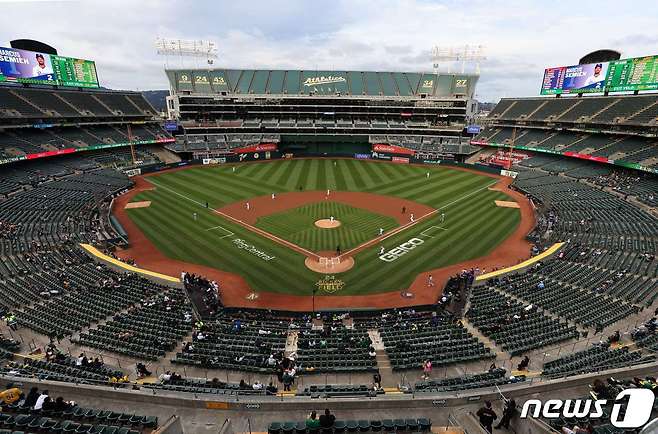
427, 274, 434, 287
410, 213, 415, 222
440, 212, 445, 223
379, 227, 384, 236
379, 246, 385, 255
193, 212, 197, 221
271, 193, 276, 200
330, 215, 335, 223
246, 202, 250, 210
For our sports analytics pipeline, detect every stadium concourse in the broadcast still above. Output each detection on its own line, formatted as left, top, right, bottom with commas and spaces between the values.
0, 62, 657, 434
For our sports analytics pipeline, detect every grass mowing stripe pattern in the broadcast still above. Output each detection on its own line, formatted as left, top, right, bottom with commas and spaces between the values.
126, 159, 521, 295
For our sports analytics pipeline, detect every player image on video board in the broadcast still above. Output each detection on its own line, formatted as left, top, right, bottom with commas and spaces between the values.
0, 46, 56, 83
562, 61, 609, 93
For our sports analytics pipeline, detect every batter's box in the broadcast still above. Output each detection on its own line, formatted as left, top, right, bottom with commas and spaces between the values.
205, 225, 234, 239
420, 225, 448, 238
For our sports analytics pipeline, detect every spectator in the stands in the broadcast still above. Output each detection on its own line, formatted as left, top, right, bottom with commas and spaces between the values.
476, 401, 497, 433
252, 380, 264, 391
306, 411, 321, 429
53, 396, 74, 412
517, 355, 530, 371
34, 390, 49, 411
136, 362, 151, 378
319, 409, 336, 428
22, 387, 39, 409
373, 373, 382, 389
495, 399, 517, 430
266, 382, 278, 395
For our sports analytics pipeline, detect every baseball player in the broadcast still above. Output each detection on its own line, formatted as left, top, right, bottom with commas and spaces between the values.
410, 213, 415, 223
440, 212, 445, 223
193, 212, 197, 221
379, 227, 384, 236
427, 274, 434, 287
246, 202, 250, 211
426, 172, 430, 178
271, 193, 276, 200
379, 246, 385, 255
330, 215, 335, 223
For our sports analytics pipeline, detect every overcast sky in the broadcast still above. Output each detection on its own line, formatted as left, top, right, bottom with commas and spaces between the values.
1, 0, 656, 101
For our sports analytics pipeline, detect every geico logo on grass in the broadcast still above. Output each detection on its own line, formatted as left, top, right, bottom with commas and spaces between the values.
379, 238, 424, 262
520, 389, 654, 428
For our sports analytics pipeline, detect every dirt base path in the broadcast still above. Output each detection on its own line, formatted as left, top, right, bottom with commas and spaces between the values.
110, 163, 535, 311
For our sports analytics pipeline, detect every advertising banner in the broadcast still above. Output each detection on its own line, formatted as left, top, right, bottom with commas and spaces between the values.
0, 46, 99, 87
392, 156, 410, 164
232, 143, 278, 154
164, 120, 178, 132
372, 143, 415, 156
466, 125, 481, 134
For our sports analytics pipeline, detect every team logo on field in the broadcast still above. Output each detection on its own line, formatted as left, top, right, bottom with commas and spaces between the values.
315, 275, 345, 293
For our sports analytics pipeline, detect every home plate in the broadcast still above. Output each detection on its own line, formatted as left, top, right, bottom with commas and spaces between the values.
495, 200, 520, 208
124, 201, 151, 209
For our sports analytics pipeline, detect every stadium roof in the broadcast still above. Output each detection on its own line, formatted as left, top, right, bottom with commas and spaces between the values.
166, 69, 477, 98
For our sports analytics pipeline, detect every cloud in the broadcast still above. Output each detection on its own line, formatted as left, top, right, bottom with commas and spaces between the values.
0, 0, 656, 101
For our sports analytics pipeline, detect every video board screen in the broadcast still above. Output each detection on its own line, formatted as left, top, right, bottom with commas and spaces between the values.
605, 55, 658, 92
52, 55, 99, 88
0, 46, 99, 88
541, 62, 609, 94
541, 54, 658, 95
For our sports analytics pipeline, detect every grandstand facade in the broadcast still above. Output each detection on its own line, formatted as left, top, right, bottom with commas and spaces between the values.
0, 85, 172, 166
473, 93, 658, 173
164, 68, 480, 160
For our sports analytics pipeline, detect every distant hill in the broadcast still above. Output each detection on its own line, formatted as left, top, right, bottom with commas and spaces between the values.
141, 90, 168, 113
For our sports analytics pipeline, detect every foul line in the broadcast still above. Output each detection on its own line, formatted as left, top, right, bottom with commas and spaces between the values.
339, 180, 499, 259
79, 243, 180, 283
147, 179, 321, 260
475, 242, 565, 281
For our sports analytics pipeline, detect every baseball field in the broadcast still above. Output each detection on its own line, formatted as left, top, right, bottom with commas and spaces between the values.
120, 159, 524, 298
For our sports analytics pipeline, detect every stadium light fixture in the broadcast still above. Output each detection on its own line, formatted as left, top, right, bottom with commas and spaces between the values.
432, 45, 486, 75
155, 37, 219, 69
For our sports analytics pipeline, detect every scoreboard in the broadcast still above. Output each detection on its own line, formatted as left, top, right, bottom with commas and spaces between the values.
605, 56, 658, 92
52, 56, 99, 88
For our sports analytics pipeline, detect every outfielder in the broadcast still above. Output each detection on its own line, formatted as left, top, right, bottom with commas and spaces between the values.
379, 227, 384, 236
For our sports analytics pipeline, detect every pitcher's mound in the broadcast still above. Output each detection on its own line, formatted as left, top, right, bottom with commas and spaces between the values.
315, 219, 341, 228
305, 255, 355, 273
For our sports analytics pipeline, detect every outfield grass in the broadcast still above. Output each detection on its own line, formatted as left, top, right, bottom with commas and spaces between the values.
126, 159, 521, 296
256, 201, 399, 251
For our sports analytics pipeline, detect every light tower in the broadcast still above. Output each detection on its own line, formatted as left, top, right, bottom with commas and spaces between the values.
155, 37, 218, 69
431, 44, 486, 74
